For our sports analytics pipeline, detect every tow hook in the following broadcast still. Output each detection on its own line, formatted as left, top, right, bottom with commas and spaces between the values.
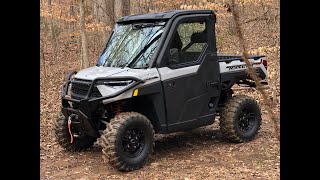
68, 115, 74, 144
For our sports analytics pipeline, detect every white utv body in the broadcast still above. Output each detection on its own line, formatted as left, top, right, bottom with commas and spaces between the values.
56, 10, 268, 171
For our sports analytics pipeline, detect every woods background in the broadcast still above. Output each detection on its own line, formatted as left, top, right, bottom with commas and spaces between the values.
40, 0, 280, 179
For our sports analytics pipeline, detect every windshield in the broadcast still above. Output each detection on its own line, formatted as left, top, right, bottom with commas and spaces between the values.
97, 22, 165, 68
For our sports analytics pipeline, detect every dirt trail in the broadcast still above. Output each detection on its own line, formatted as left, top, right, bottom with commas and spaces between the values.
40, 114, 279, 180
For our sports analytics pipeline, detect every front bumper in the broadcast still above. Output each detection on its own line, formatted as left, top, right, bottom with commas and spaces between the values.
61, 71, 145, 137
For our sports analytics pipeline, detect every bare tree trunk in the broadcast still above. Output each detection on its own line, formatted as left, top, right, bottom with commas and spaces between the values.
48, 0, 52, 14
103, 0, 115, 45
229, 0, 279, 142
48, 0, 58, 62
69, 0, 76, 33
93, 0, 98, 20
101, 30, 108, 47
114, 0, 130, 21
80, 0, 90, 69
271, 48, 279, 104
40, 37, 48, 96
94, 0, 115, 23
91, 0, 115, 45
40, 38, 47, 78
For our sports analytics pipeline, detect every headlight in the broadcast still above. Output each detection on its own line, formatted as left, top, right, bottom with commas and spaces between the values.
103, 80, 133, 86
95, 80, 134, 87
95, 80, 134, 96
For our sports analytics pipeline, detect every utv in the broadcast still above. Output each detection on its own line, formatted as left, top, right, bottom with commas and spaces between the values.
55, 10, 268, 171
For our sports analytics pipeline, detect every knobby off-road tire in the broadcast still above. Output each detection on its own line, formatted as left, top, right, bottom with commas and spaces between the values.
54, 113, 96, 151
219, 95, 262, 143
100, 112, 155, 171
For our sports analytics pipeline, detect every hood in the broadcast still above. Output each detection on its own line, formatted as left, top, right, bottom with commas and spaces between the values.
74, 66, 159, 81
74, 66, 127, 80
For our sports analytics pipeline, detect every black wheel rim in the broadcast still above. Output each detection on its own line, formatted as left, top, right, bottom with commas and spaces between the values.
122, 128, 145, 157
238, 108, 255, 132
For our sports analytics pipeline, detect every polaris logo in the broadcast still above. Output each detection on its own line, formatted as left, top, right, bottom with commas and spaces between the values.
226, 64, 246, 70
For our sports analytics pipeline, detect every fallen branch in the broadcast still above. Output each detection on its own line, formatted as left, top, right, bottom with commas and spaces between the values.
229, 0, 280, 142
232, 86, 269, 91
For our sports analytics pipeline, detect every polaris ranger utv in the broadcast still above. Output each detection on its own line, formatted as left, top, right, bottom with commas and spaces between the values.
56, 10, 268, 171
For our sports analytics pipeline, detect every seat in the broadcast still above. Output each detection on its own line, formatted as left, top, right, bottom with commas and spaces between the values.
170, 32, 182, 51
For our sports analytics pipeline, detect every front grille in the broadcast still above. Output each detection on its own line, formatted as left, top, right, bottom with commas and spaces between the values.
70, 79, 102, 100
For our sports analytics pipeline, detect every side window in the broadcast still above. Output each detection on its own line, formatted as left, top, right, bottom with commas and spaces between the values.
168, 20, 207, 67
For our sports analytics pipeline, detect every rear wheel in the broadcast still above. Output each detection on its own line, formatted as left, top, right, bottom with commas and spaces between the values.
100, 112, 155, 171
54, 113, 96, 151
219, 95, 262, 143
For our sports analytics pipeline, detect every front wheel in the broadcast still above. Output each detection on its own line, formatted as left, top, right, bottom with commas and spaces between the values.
219, 95, 262, 143
100, 112, 155, 171
54, 113, 97, 151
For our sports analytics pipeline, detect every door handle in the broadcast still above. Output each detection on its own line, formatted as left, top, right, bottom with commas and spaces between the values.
168, 81, 176, 88
206, 81, 219, 87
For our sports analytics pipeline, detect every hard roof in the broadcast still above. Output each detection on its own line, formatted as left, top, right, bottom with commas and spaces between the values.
117, 9, 214, 23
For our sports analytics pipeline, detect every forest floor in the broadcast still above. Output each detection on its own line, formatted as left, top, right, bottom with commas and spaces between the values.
41, 111, 279, 180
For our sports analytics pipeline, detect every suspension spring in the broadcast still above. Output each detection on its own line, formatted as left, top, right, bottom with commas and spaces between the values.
113, 102, 123, 115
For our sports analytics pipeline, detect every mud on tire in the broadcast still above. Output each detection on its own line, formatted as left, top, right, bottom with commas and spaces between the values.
219, 95, 262, 143
54, 113, 96, 151
100, 112, 155, 171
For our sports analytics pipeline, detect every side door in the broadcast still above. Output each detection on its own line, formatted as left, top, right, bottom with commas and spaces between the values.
158, 15, 221, 132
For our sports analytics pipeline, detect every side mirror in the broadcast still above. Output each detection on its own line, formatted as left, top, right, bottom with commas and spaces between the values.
169, 48, 179, 65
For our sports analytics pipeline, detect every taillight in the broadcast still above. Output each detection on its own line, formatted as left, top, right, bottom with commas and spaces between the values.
262, 59, 268, 70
